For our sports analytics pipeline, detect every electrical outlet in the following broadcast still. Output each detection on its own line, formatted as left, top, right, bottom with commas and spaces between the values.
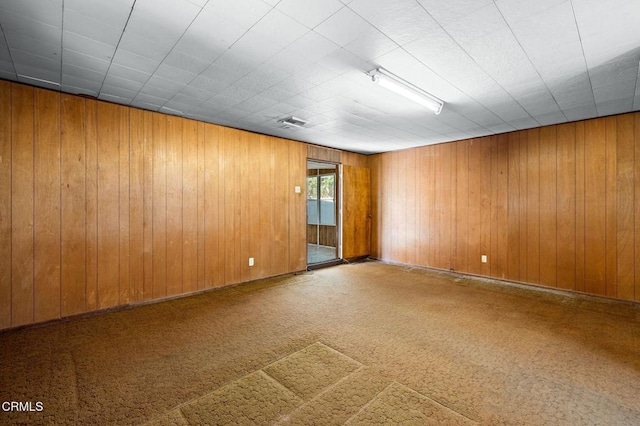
248, 257, 254, 267
294, 185, 301, 193
481, 255, 487, 263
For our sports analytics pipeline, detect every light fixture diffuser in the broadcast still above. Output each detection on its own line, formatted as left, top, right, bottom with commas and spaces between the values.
368, 67, 444, 115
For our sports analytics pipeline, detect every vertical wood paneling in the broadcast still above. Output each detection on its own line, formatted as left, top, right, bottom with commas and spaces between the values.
61, 95, 86, 316
454, 140, 468, 272
495, 136, 508, 278
288, 141, 307, 271
196, 122, 205, 290
152, 113, 167, 298
204, 124, 221, 288
605, 117, 617, 297
518, 132, 528, 281
526, 129, 540, 284
479, 139, 491, 277
369, 154, 381, 259
85, 100, 98, 312
129, 109, 144, 303
556, 123, 576, 290
118, 106, 130, 305
1, 82, 325, 329
273, 139, 290, 275
616, 115, 634, 300
539, 126, 557, 287
417, 147, 431, 267
182, 119, 198, 294
467, 140, 481, 275
166, 117, 183, 295
0, 81, 11, 328
575, 122, 586, 293
142, 111, 154, 300
97, 103, 121, 309
507, 133, 520, 281
635, 113, 640, 302
584, 118, 607, 295
34, 89, 61, 322
405, 150, 418, 266
239, 131, 250, 282
11, 85, 35, 327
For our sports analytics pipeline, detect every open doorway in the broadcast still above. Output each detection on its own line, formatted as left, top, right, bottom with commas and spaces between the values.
307, 160, 340, 266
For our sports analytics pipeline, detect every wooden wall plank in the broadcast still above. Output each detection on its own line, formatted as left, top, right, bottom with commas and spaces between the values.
258, 135, 273, 277
128, 109, 144, 303
616, 115, 634, 300
369, 155, 381, 259
239, 131, 250, 282
556, 123, 576, 291
290, 141, 307, 270
635, 113, 640, 302
454, 140, 469, 272
0, 81, 11, 328
142, 111, 153, 300
11, 85, 35, 327
507, 133, 520, 281
416, 147, 430, 267
406, 150, 418, 266
182, 119, 198, 294
495, 135, 509, 279
467, 140, 481, 275
273, 138, 290, 275
575, 122, 586, 293
118, 106, 130, 305
204, 124, 221, 288
479, 139, 492, 277
152, 113, 167, 298
85, 100, 98, 311
248, 133, 262, 279
605, 117, 617, 297
539, 126, 557, 287
196, 122, 205, 290
166, 117, 183, 295
525, 129, 540, 284
222, 127, 237, 284
96, 103, 120, 309
61, 95, 86, 316
518, 131, 528, 281
584, 118, 606, 295
34, 88, 61, 322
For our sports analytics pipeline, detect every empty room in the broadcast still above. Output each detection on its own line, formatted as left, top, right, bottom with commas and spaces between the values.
1, 0, 639, 424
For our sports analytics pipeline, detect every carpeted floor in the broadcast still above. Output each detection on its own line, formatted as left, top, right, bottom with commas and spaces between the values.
1, 261, 639, 425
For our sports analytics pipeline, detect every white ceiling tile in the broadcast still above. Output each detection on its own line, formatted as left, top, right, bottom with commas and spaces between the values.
102, 74, 145, 92
112, 48, 160, 74
63, 49, 110, 74
213, 50, 260, 78
65, 0, 134, 26
258, 85, 297, 102
229, 30, 285, 65
133, 0, 202, 26
144, 75, 187, 94
124, 10, 190, 48
63, 9, 122, 47
62, 63, 105, 83
276, 0, 343, 28
118, 32, 172, 62
0, 9, 61, 42
205, 0, 272, 29
14, 64, 61, 85
251, 9, 309, 46
235, 96, 278, 113
201, 63, 243, 86
62, 74, 102, 91
496, 0, 566, 23
4, 31, 60, 60
162, 50, 210, 75
63, 31, 117, 61
444, 4, 507, 46
287, 31, 341, 63
107, 63, 151, 83
189, 75, 228, 93
11, 49, 60, 72
101, 83, 139, 99
265, 49, 315, 74
314, 7, 372, 47
155, 63, 197, 85
349, 0, 440, 45
343, 29, 397, 62
573, 0, 640, 67
416, 0, 494, 25
0, 0, 62, 28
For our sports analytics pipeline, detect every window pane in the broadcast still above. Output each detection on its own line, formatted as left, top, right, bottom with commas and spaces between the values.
307, 176, 317, 199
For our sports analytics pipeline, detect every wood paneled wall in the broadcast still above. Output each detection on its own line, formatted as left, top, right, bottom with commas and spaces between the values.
371, 113, 640, 302
0, 81, 313, 330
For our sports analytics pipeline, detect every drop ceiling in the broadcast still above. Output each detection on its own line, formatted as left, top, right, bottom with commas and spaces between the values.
0, 0, 638, 154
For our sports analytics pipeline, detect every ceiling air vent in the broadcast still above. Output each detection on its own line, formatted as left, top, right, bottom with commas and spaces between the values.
278, 116, 308, 129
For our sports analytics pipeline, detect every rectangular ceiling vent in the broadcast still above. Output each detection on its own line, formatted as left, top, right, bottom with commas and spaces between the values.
278, 116, 308, 129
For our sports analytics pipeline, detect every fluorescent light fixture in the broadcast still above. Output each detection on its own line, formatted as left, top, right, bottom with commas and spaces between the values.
368, 67, 444, 115
17, 74, 61, 87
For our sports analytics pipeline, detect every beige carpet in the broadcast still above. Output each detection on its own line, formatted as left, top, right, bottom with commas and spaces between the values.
1, 261, 639, 425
